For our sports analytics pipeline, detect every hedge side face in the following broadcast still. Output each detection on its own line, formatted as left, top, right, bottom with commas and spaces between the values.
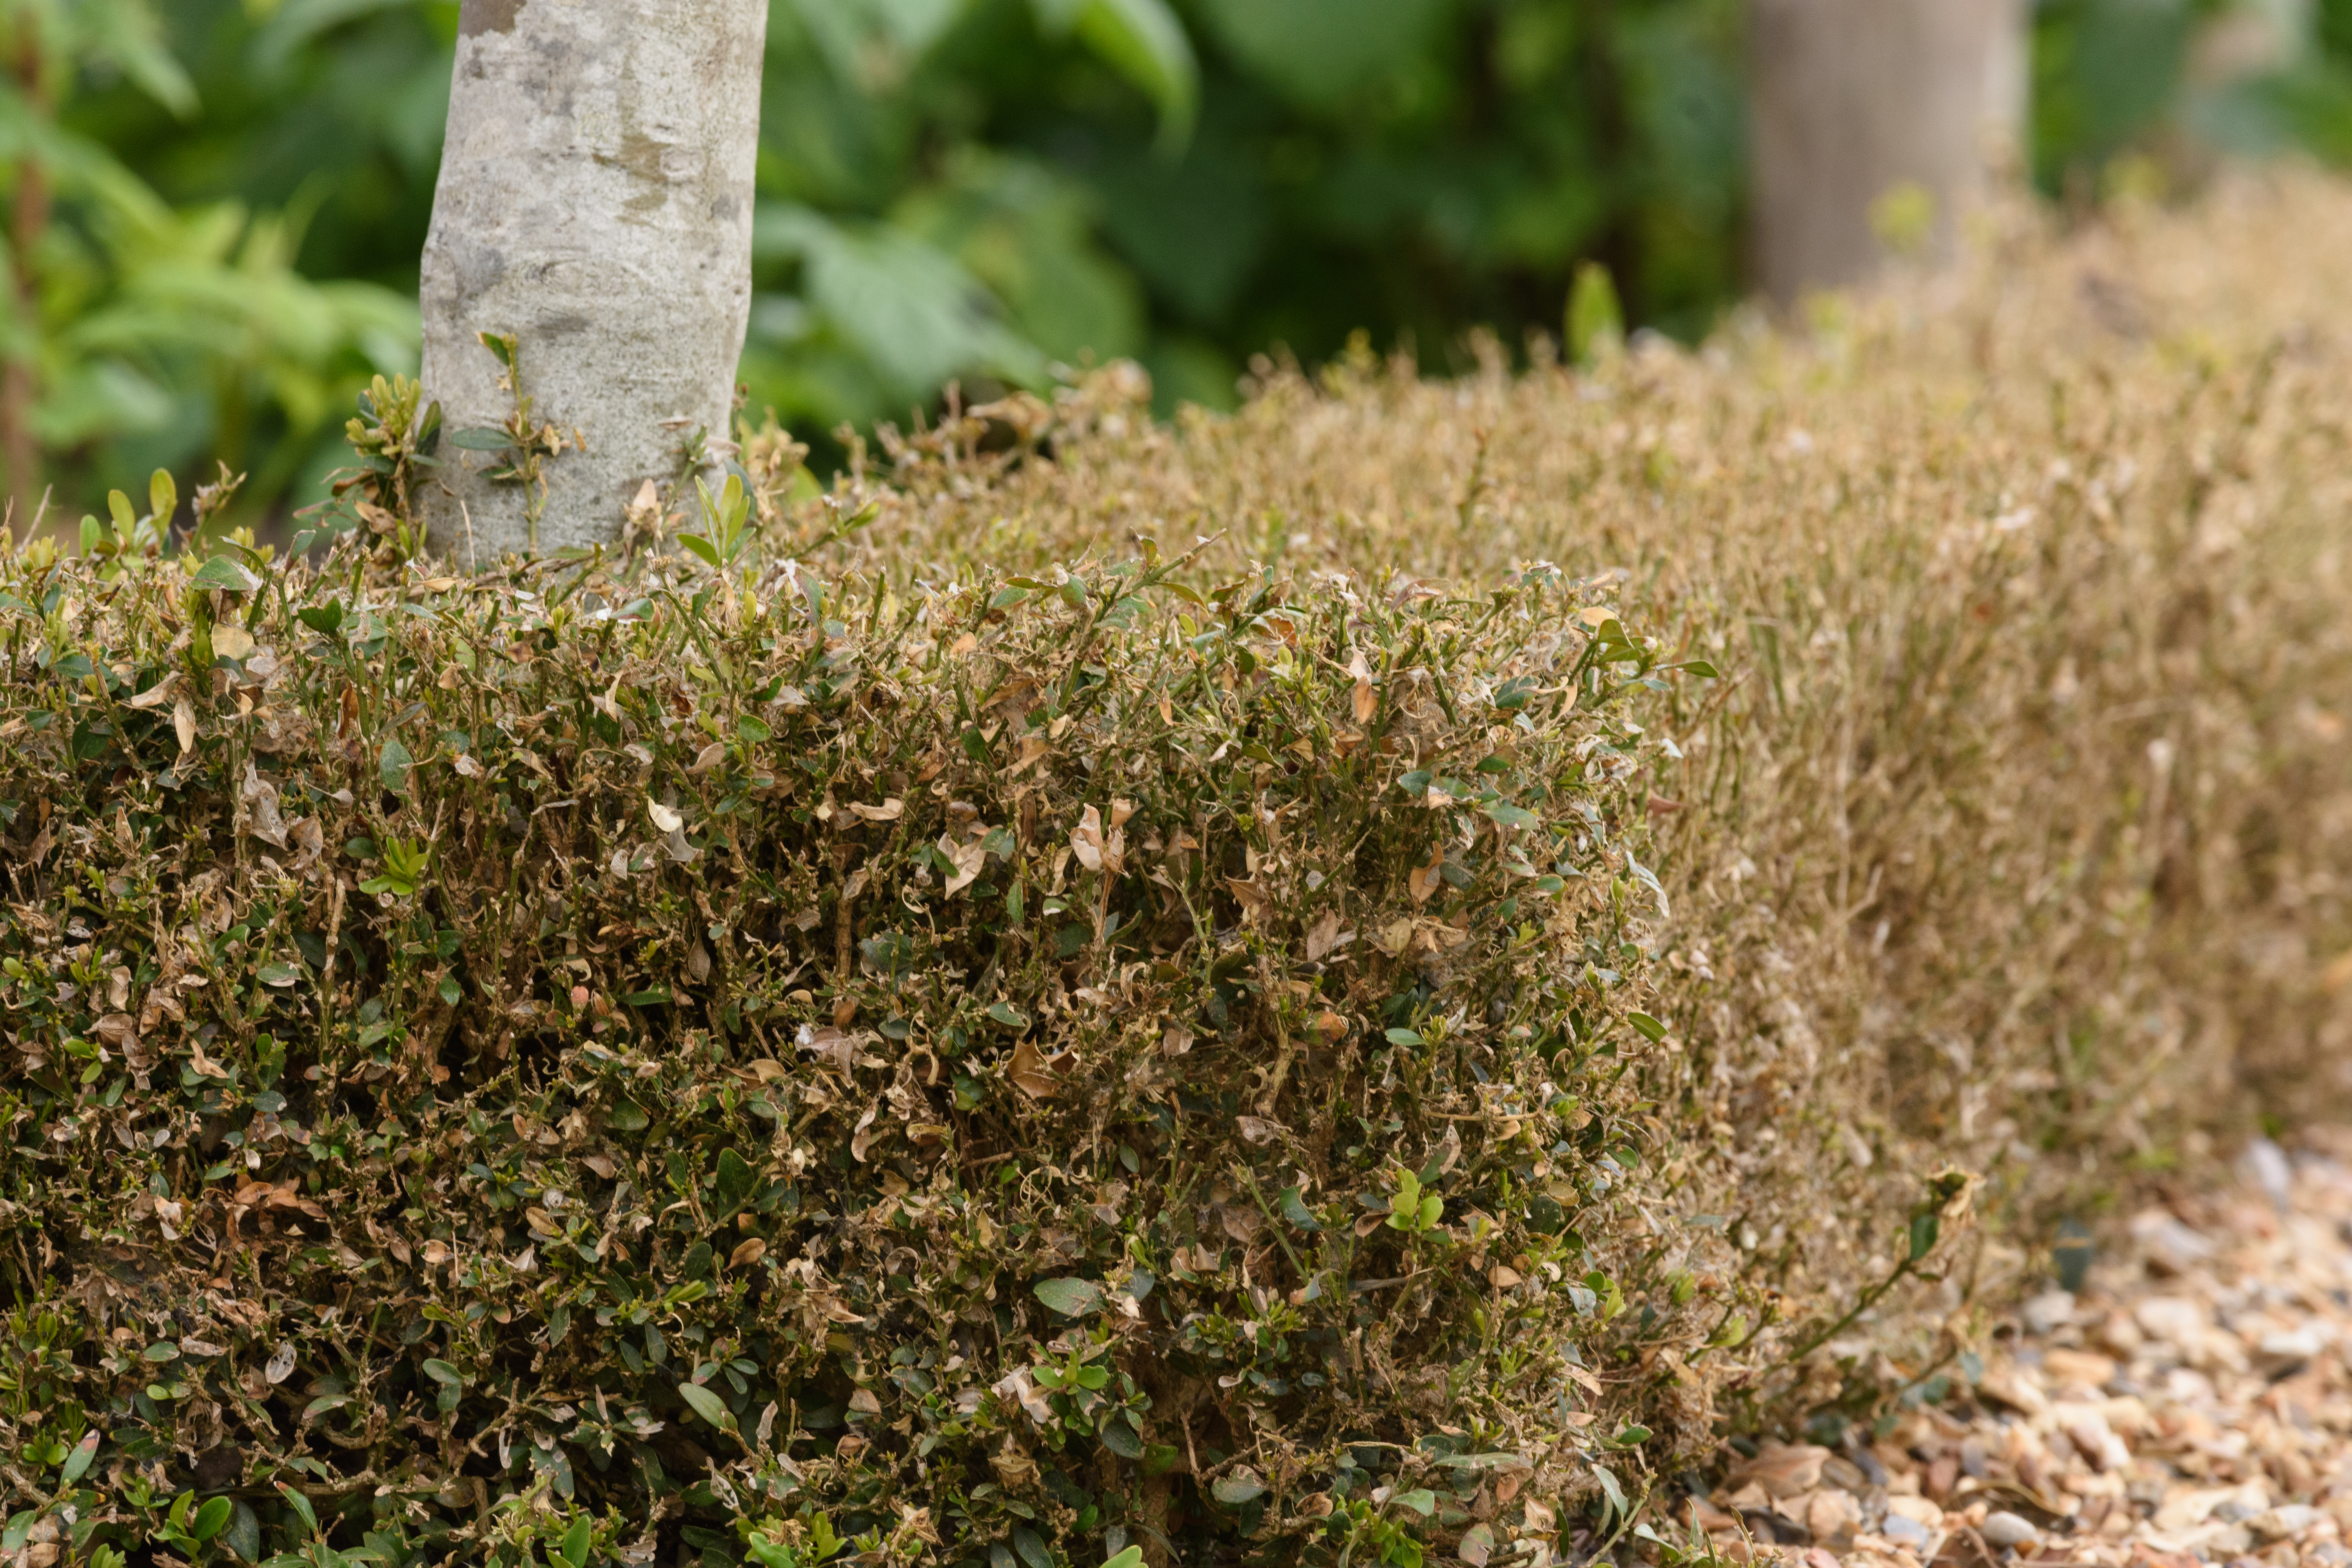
0, 541, 1700, 1565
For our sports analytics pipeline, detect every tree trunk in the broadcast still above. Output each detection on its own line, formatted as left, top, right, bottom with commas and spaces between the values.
4, 29, 49, 531
1749, 0, 2025, 301
419, 0, 765, 564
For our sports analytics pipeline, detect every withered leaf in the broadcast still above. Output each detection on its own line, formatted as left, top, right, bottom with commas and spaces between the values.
1008, 1038, 1058, 1100
1349, 648, 1379, 723
1408, 849, 1444, 905
1305, 911, 1351, 962
127, 673, 178, 710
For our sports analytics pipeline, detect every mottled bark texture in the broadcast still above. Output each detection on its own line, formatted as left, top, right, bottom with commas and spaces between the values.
1750, 0, 2025, 301
419, 0, 765, 563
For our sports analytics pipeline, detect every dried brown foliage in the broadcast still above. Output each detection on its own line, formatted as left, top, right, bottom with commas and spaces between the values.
815, 168, 2352, 1491
1, 418, 1692, 1563
5, 172, 2352, 1568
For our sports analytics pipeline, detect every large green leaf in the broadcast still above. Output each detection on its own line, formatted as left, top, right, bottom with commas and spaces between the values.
753, 207, 1047, 400
250, 0, 419, 72
1191, 0, 1448, 107
1031, 1276, 1104, 1316
792, 0, 973, 87
1034, 0, 1198, 142
678, 1379, 736, 1431
189, 555, 262, 593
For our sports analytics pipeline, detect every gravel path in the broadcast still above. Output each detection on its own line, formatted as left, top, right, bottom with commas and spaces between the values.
1686, 1140, 2352, 1568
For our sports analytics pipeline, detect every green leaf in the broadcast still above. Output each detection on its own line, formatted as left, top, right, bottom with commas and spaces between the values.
60, 1429, 98, 1483
190, 555, 262, 593
419, 1359, 463, 1387
1192, 0, 1446, 107
437, 975, 462, 1007
296, 601, 345, 635
150, 468, 178, 526
1625, 1012, 1668, 1043
259, 962, 302, 988
1031, 1277, 1105, 1316
1612, 1424, 1653, 1447
621, 988, 671, 1007
1393, 1488, 1437, 1516
1569, 261, 1626, 365
746, 1536, 800, 1568
559, 1515, 592, 1568
1483, 802, 1541, 829
1210, 1470, 1266, 1505
1278, 1185, 1322, 1232
677, 534, 722, 568
987, 1002, 1029, 1029
1102, 1550, 1146, 1568
1666, 659, 1721, 678
194, 1495, 235, 1542
715, 1147, 759, 1214
378, 737, 412, 796
1011, 1525, 1054, 1568
1099, 1412, 1145, 1458
678, 1380, 737, 1431
1908, 1210, 1940, 1261
276, 1482, 321, 1539
751, 206, 1048, 399
225, 1503, 261, 1563
446, 426, 517, 451
1384, 1028, 1423, 1047
1491, 675, 1541, 711
1591, 1461, 1628, 1525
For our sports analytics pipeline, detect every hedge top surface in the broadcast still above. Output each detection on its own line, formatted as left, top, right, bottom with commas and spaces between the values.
0, 500, 1703, 1567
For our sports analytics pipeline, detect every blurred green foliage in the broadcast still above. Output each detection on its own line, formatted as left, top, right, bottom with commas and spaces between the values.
2, 0, 427, 524
2034, 0, 2352, 193
8, 0, 2352, 519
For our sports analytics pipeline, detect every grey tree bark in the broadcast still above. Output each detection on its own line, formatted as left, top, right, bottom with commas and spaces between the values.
1749, 0, 2026, 301
419, 0, 766, 565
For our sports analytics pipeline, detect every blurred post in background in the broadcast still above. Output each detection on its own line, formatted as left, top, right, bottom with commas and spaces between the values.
1749, 0, 2027, 298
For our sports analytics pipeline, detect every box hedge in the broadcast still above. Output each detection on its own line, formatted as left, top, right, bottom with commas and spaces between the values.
7, 172, 2352, 1568
0, 469, 1713, 1568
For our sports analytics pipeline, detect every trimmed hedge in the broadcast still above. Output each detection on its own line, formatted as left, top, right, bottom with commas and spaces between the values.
11, 174, 2352, 1568
0, 516, 1709, 1566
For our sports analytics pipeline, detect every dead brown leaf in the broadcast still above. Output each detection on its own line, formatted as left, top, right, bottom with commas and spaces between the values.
1009, 1038, 1058, 1100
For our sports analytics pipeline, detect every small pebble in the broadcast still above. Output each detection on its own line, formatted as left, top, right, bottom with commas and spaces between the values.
1979, 1510, 2040, 1550
2020, 1288, 2076, 1336
1878, 1514, 1931, 1548
2244, 1137, 2294, 1208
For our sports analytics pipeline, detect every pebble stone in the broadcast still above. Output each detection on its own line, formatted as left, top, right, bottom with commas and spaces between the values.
1684, 1136, 2352, 1566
